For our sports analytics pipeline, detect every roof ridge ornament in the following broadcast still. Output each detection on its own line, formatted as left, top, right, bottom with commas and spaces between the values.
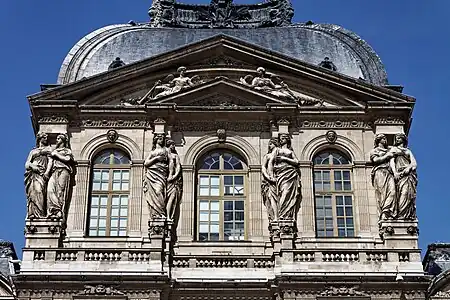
148, 0, 294, 29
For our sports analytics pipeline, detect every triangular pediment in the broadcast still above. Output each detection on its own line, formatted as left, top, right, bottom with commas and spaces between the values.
29, 34, 415, 111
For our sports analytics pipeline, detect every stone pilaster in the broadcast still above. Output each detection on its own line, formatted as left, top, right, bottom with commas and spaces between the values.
67, 160, 90, 237
353, 163, 371, 237
129, 161, 144, 236
298, 162, 315, 238
248, 166, 263, 241
179, 165, 194, 241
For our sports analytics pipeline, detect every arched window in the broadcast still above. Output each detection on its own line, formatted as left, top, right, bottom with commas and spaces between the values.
196, 151, 246, 241
88, 149, 131, 237
313, 150, 355, 237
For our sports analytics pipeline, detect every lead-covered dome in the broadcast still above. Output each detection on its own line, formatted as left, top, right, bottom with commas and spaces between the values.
57, 1, 388, 86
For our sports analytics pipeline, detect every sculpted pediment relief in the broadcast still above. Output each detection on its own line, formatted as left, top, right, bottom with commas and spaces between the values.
119, 67, 324, 108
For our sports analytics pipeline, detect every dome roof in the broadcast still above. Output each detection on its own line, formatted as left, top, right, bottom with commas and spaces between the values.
58, 23, 388, 86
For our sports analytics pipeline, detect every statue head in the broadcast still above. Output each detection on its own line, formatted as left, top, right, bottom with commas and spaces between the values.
326, 130, 337, 144
36, 132, 48, 147
374, 133, 388, 148
394, 133, 408, 147
166, 139, 177, 153
177, 66, 187, 77
56, 133, 69, 148
268, 137, 279, 153
257, 67, 266, 77
152, 133, 167, 150
278, 133, 292, 149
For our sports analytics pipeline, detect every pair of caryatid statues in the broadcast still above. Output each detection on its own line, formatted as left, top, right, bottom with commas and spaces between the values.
143, 133, 183, 225
25, 133, 75, 222
370, 133, 418, 222
261, 133, 302, 223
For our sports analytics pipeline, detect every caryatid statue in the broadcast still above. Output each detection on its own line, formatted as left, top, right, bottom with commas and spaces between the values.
166, 139, 183, 226
267, 133, 302, 221
143, 133, 170, 219
261, 137, 279, 222
46, 133, 75, 221
390, 133, 418, 220
370, 133, 397, 221
24, 132, 53, 219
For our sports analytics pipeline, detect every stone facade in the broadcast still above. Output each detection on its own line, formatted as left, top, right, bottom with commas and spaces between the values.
14, 1, 437, 299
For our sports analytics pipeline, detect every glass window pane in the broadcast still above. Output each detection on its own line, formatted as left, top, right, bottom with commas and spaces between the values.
234, 186, 244, 195
347, 229, 355, 237
113, 182, 121, 191
119, 230, 127, 236
314, 171, 322, 180
91, 196, 99, 206
335, 182, 343, 191
199, 201, 209, 210
93, 171, 101, 180
89, 219, 98, 227
93, 182, 101, 191
234, 176, 244, 185
317, 231, 325, 237
122, 171, 129, 180
224, 212, 233, 221
325, 219, 333, 228
326, 230, 334, 237
210, 187, 220, 196
120, 208, 128, 217
210, 201, 220, 211
235, 201, 244, 210
199, 224, 209, 232
224, 201, 233, 210
90, 208, 98, 217
99, 219, 106, 227
343, 171, 351, 180
324, 196, 332, 206
224, 186, 233, 195
322, 171, 330, 180
345, 207, 353, 216
338, 229, 346, 237
210, 233, 220, 241
200, 176, 209, 186
121, 196, 128, 205
102, 171, 109, 180
210, 224, 220, 233
122, 182, 129, 191
334, 171, 342, 180
98, 230, 106, 237
336, 196, 343, 205
325, 208, 333, 217
235, 212, 244, 221
199, 187, 209, 196
99, 208, 107, 216
200, 212, 209, 221
113, 171, 121, 180
111, 208, 119, 216
336, 207, 344, 216
345, 196, 352, 205
101, 182, 109, 191
199, 233, 208, 241
316, 208, 324, 218
119, 219, 127, 227
314, 182, 322, 191
346, 218, 354, 226
323, 182, 331, 191
344, 182, 352, 191
111, 219, 119, 228
210, 176, 220, 186
316, 196, 324, 207
337, 218, 345, 227
224, 176, 233, 185
112, 196, 120, 206
210, 213, 219, 222
316, 219, 325, 229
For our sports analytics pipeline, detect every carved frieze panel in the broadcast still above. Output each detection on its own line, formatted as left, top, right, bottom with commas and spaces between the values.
174, 121, 270, 132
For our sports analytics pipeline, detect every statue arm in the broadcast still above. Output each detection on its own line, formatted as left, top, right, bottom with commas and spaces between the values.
144, 153, 157, 167
169, 155, 182, 182
25, 150, 35, 170
261, 155, 275, 183
44, 157, 54, 179
278, 150, 300, 167
52, 150, 73, 163
370, 149, 393, 164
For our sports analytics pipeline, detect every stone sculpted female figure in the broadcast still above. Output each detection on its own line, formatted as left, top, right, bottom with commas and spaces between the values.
261, 137, 279, 222
370, 134, 398, 221
46, 134, 74, 220
390, 133, 418, 220
166, 139, 183, 224
273, 133, 301, 220
144, 133, 170, 218
24, 132, 53, 219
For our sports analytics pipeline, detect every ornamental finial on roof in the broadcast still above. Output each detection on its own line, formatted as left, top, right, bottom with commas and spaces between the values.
148, 0, 294, 29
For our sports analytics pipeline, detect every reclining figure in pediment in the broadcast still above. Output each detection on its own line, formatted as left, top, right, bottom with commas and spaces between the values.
240, 67, 321, 106
123, 67, 204, 106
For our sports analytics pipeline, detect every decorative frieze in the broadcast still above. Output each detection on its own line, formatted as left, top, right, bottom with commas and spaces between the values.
172, 256, 274, 269
78, 118, 151, 128
299, 119, 370, 129
37, 115, 69, 124
78, 285, 124, 296
174, 121, 270, 132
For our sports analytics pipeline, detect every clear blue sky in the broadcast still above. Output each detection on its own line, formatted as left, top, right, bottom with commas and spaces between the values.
1, 0, 448, 255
